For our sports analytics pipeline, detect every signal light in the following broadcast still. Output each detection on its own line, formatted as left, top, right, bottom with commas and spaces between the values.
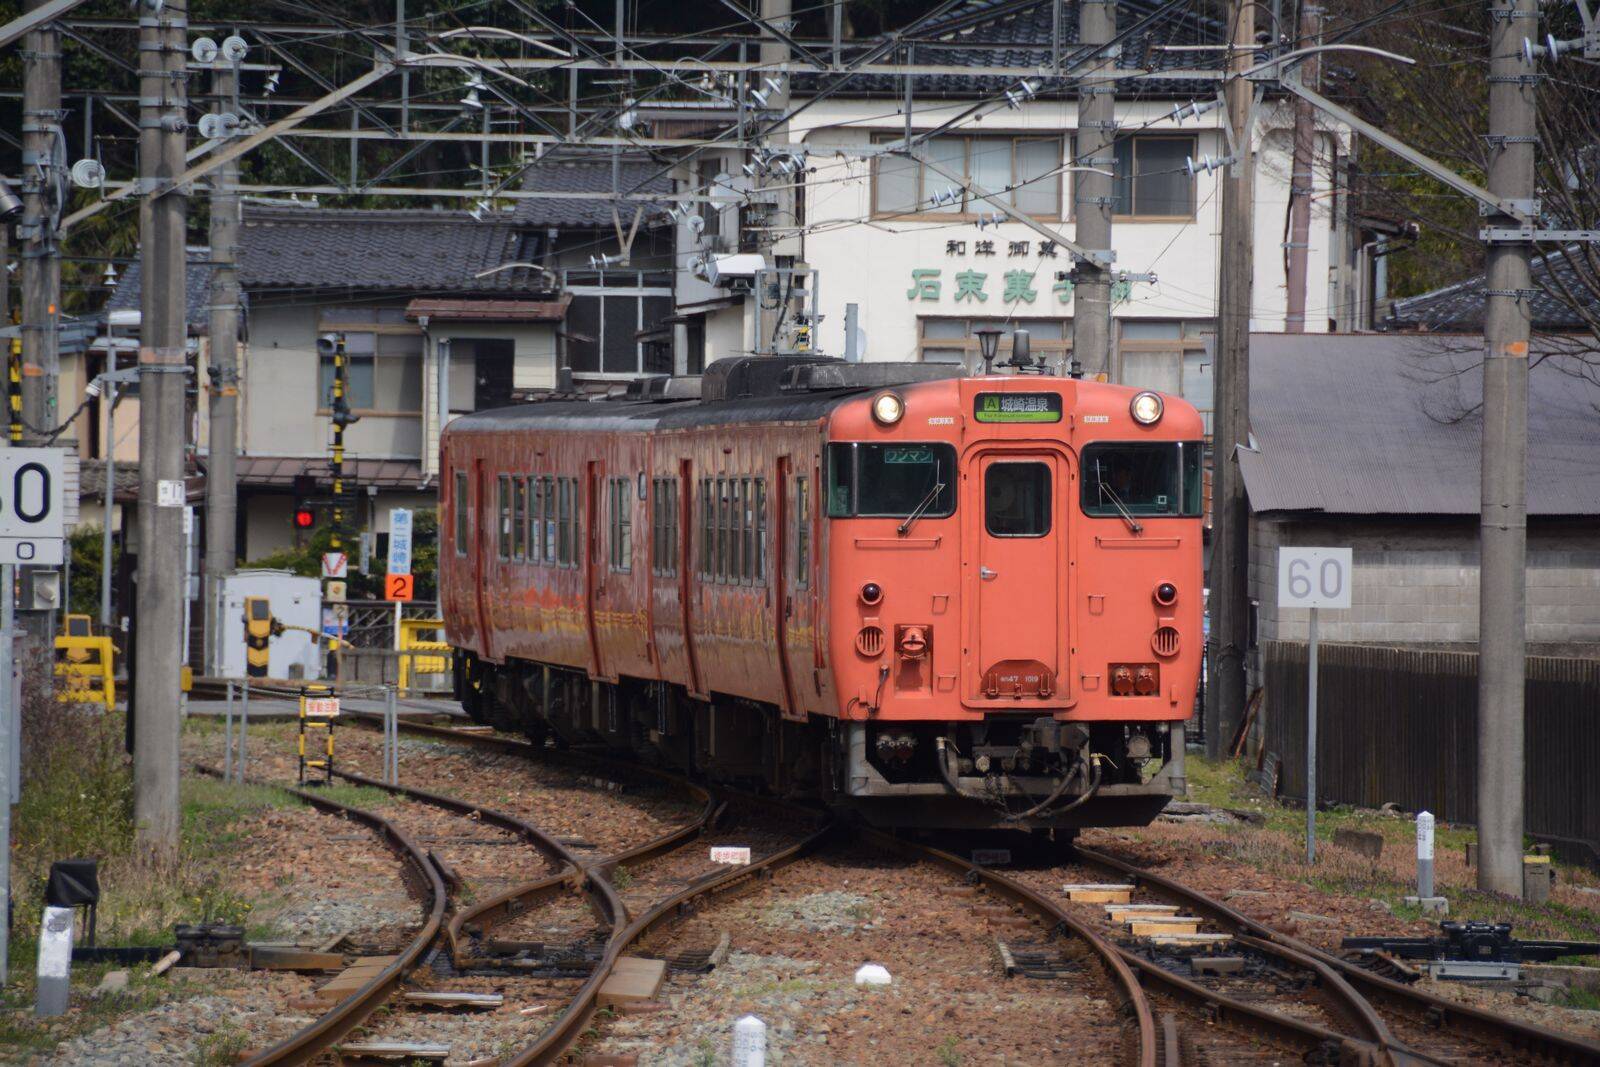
293, 506, 315, 529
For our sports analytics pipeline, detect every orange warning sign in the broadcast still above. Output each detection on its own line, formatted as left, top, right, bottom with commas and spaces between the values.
384, 573, 415, 602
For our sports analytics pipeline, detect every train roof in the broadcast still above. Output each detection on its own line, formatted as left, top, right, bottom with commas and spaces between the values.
443, 357, 966, 436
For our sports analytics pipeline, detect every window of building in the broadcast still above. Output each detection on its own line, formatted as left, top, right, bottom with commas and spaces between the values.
918, 318, 1071, 369
795, 476, 810, 588
874, 134, 1064, 218
317, 307, 424, 413
453, 471, 469, 555
652, 477, 679, 577
1112, 136, 1197, 218
1117, 320, 1213, 434
986, 462, 1052, 537
497, 475, 512, 559
563, 271, 675, 376
609, 477, 633, 573
529, 477, 544, 564
512, 477, 527, 560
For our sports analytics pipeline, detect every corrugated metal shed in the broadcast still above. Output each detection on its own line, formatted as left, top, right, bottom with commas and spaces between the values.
1240, 333, 1600, 517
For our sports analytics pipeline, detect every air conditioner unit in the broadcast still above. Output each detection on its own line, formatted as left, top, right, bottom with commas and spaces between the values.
706, 253, 767, 287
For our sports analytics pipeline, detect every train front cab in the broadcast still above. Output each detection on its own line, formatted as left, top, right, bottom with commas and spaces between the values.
830, 377, 1204, 831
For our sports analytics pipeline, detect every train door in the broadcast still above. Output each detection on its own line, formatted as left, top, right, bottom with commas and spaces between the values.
774, 458, 801, 719
679, 458, 704, 697
472, 457, 493, 657
585, 460, 606, 679
967, 451, 1066, 702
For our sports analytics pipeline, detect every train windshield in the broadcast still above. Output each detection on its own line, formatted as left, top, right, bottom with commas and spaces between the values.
828, 443, 958, 518
1081, 442, 1205, 518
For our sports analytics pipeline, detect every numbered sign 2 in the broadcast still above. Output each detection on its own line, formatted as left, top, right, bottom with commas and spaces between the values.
1277, 547, 1352, 610
384, 573, 415, 602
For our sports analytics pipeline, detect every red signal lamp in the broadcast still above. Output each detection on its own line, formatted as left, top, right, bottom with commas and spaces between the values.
293, 506, 315, 530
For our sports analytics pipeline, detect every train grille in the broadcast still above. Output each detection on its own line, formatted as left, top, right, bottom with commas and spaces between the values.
855, 626, 885, 658
1151, 626, 1181, 658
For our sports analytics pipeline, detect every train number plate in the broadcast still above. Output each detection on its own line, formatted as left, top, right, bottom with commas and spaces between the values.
974, 392, 1063, 423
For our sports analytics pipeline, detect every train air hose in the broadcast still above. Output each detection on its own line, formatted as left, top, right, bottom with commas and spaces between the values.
933, 737, 1104, 820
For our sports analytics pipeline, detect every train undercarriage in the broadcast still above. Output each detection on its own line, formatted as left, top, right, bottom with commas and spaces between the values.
455, 650, 1186, 832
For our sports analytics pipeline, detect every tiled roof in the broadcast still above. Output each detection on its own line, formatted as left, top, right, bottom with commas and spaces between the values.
1385, 247, 1596, 332
105, 254, 219, 332
1239, 333, 1600, 517
511, 158, 674, 228
792, 0, 1225, 98
406, 296, 571, 322
234, 456, 428, 489
240, 207, 530, 293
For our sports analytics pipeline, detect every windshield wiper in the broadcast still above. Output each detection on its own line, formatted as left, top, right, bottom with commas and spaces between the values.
1096, 465, 1144, 534
898, 466, 945, 536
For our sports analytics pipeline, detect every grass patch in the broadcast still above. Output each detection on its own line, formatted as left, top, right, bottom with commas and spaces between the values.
1173, 753, 1600, 942
309, 783, 398, 809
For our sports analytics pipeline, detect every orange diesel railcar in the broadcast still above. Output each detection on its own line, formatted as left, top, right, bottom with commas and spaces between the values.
441, 357, 1204, 831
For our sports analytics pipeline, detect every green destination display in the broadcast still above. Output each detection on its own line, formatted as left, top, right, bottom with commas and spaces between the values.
974, 392, 1063, 423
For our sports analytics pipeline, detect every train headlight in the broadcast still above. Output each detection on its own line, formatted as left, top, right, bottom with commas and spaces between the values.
871, 391, 905, 426
1130, 391, 1164, 425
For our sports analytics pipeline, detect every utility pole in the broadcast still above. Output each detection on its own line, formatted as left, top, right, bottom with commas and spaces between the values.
132, 0, 189, 859
19, 0, 61, 444
760, 0, 798, 262
204, 61, 241, 675
1282, 3, 1320, 333
1476, 0, 1537, 898
1070, 0, 1115, 378
1207, 0, 1255, 759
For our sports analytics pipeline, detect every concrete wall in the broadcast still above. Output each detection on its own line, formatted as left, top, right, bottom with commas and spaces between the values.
1250, 515, 1600, 658
788, 98, 1343, 365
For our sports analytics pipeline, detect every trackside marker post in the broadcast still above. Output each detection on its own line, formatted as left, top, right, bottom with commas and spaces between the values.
1406, 811, 1447, 913
1277, 547, 1351, 865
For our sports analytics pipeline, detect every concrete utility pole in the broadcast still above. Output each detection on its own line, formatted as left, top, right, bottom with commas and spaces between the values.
1476, 0, 1537, 898
204, 61, 241, 675
1070, 0, 1115, 378
760, 0, 797, 262
19, 0, 61, 442
1282, 3, 1320, 333
1207, 0, 1255, 759
132, 0, 189, 859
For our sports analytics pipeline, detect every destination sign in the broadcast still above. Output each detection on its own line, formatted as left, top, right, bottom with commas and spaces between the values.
974, 392, 1063, 424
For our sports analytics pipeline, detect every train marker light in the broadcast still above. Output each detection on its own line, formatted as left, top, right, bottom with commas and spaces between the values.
1155, 582, 1178, 606
1130, 391, 1164, 425
870, 391, 904, 426
860, 582, 883, 606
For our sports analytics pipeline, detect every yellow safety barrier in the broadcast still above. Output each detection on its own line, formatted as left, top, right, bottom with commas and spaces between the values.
397, 617, 450, 692
54, 632, 116, 709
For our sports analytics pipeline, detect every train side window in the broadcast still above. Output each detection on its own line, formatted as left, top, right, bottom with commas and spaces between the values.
529, 477, 544, 564
453, 471, 468, 556
718, 478, 732, 582
512, 477, 527, 560
609, 477, 632, 573
653, 478, 678, 578
795, 476, 809, 588
733, 479, 747, 584
543, 477, 557, 562
666, 479, 679, 574
827, 443, 855, 516
557, 477, 572, 566
701, 478, 714, 577
497, 475, 512, 559
754, 478, 767, 583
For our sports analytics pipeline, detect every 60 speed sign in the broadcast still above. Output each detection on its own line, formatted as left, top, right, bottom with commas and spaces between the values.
0, 449, 66, 565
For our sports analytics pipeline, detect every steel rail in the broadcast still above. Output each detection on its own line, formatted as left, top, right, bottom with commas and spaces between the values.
1077, 844, 1600, 1065
192, 765, 448, 1067
860, 828, 1159, 1067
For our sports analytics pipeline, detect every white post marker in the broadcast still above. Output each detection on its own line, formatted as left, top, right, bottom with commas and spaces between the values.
731, 1014, 767, 1067
1405, 811, 1447, 912
35, 905, 74, 1016
1278, 547, 1352, 864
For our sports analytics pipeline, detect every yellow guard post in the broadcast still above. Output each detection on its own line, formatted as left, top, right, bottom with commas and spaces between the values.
54, 615, 115, 708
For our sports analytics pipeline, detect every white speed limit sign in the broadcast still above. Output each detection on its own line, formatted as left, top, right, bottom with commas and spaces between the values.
0, 449, 65, 565
1278, 547, 1352, 609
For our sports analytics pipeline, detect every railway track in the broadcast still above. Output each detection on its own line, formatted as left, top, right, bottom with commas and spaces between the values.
203, 699, 1600, 1066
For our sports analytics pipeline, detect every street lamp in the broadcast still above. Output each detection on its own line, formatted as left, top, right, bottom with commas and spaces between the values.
973, 327, 1003, 376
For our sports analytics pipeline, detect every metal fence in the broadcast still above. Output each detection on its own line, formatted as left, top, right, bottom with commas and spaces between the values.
1262, 641, 1600, 858
339, 600, 440, 649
